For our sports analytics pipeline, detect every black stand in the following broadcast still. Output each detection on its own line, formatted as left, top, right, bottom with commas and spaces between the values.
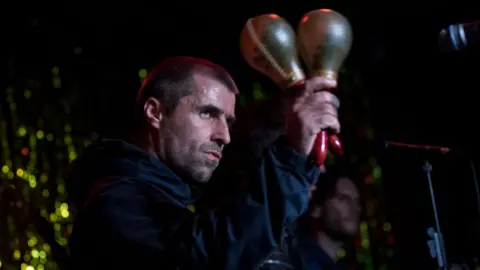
424, 160, 448, 269
468, 160, 480, 215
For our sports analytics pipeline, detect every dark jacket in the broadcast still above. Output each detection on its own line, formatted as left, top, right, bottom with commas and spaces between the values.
68, 137, 320, 270
293, 232, 347, 270
258, 225, 347, 270
257, 224, 303, 270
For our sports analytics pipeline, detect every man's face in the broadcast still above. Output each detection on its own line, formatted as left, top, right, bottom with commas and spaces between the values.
322, 177, 361, 237
157, 73, 236, 183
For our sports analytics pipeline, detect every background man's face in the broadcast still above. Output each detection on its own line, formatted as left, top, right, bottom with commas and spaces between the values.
322, 177, 361, 237
158, 73, 236, 183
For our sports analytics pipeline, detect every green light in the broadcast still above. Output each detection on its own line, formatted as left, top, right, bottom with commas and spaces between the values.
138, 69, 147, 79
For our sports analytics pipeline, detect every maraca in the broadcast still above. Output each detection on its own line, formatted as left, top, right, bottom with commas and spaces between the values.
297, 9, 353, 166
240, 14, 306, 90
240, 11, 352, 167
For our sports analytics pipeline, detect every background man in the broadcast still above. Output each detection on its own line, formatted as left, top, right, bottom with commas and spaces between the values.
295, 165, 361, 269
259, 164, 361, 270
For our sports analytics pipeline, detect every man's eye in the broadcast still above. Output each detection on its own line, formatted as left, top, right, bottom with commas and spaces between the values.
200, 111, 213, 118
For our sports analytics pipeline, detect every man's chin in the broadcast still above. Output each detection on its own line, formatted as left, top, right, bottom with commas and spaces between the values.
325, 225, 357, 241
195, 176, 212, 183
190, 168, 215, 183
342, 225, 359, 237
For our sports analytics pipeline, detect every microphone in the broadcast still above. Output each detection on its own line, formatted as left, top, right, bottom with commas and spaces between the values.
438, 20, 480, 52
384, 140, 453, 153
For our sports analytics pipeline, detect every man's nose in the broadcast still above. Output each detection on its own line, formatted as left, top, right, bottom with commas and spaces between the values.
350, 202, 361, 215
212, 119, 231, 146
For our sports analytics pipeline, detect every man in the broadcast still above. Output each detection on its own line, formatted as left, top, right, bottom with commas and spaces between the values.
295, 165, 361, 269
258, 164, 361, 270
67, 56, 340, 269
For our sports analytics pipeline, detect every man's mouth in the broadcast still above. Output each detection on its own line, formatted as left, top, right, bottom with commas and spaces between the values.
206, 151, 221, 161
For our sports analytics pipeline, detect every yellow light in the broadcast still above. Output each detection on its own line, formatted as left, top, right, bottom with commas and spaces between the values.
52, 66, 60, 75
187, 204, 195, 213
64, 135, 72, 144
60, 203, 68, 210
31, 250, 39, 258
53, 77, 62, 88
40, 173, 48, 182
28, 236, 38, 247
61, 209, 70, 218
24, 89, 32, 99
49, 213, 57, 222
58, 238, 68, 246
69, 151, 77, 162
360, 221, 368, 231
16, 168, 24, 177
138, 69, 148, 79
13, 250, 21, 260
18, 126, 27, 137
383, 222, 392, 232
361, 238, 370, 248
29, 179, 37, 188
42, 243, 50, 253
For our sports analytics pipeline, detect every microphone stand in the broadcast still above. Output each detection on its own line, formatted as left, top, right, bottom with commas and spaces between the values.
384, 141, 449, 269
468, 160, 480, 215
385, 140, 480, 269
423, 161, 448, 270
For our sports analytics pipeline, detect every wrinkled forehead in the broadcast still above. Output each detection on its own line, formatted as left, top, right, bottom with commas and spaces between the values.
191, 73, 237, 116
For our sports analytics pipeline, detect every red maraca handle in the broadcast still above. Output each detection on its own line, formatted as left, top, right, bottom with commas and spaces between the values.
313, 131, 328, 167
312, 131, 343, 167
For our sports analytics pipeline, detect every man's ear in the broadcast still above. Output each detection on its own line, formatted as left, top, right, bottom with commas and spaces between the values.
144, 97, 164, 129
310, 205, 323, 219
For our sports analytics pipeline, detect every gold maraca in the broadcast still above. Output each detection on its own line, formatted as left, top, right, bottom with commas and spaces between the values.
297, 9, 353, 166
240, 14, 305, 90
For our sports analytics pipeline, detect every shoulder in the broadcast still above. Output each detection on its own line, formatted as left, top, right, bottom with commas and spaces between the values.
76, 177, 191, 244
82, 177, 188, 224
82, 177, 147, 210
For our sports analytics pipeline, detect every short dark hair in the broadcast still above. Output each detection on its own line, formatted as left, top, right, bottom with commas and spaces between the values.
135, 56, 237, 122
295, 160, 359, 234
311, 161, 359, 206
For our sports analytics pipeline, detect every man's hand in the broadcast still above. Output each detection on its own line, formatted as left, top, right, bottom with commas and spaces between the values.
284, 77, 340, 156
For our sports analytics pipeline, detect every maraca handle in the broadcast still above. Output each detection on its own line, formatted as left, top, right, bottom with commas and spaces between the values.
288, 81, 343, 167
312, 132, 343, 167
